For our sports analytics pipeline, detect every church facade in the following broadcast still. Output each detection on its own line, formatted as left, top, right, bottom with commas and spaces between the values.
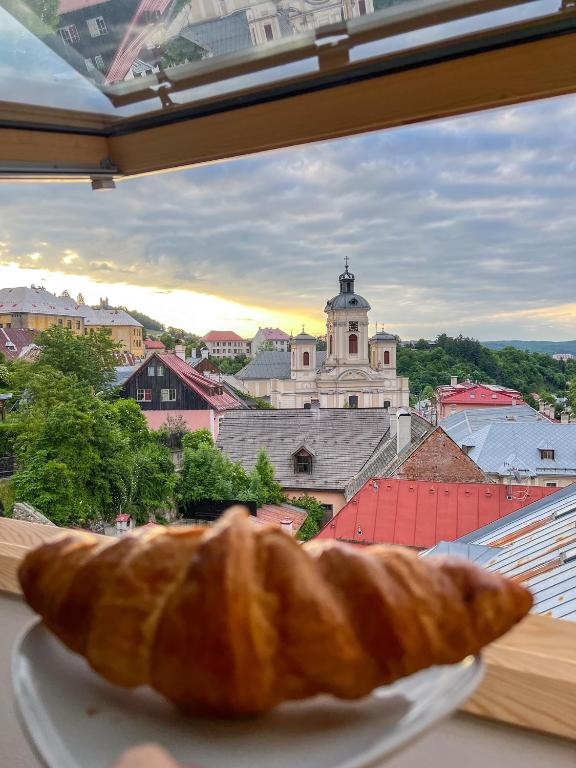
238, 265, 410, 409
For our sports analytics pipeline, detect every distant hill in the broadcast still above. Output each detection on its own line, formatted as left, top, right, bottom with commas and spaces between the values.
483, 340, 576, 356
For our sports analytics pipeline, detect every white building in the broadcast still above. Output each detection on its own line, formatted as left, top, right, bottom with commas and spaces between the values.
237, 263, 410, 409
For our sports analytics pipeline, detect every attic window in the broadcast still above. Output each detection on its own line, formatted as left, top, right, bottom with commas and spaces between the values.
540, 449, 555, 460
349, 298, 358, 305
294, 449, 313, 474
462, 444, 473, 455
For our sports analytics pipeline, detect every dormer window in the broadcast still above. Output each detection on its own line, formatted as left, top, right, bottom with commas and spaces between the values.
540, 449, 555, 460
294, 449, 313, 474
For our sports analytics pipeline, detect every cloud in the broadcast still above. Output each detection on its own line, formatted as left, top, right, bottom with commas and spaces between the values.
1, 92, 576, 339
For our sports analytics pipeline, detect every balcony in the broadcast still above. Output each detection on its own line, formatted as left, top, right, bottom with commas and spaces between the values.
1, 515, 575, 767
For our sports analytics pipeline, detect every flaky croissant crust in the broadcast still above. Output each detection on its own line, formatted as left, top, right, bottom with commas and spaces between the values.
19, 507, 532, 715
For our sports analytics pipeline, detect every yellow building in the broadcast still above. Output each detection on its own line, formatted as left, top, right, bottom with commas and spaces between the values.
0, 287, 144, 357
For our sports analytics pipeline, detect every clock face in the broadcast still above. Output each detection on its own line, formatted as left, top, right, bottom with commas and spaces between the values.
349, 321, 359, 332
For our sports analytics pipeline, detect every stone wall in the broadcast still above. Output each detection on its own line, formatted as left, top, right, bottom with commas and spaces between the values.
393, 428, 488, 484
12, 502, 56, 526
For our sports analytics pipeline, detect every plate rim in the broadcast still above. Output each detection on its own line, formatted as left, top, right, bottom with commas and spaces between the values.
12, 618, 485, 768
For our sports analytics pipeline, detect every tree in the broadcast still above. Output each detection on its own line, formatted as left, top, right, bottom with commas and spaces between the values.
290, 495, 326, 541
178, 442, 239, 502
182, 428, 214, 451
160, 37, 207, 69
252, 449, 285, 504
37, 326, 120, 391
216, 354, 251, 375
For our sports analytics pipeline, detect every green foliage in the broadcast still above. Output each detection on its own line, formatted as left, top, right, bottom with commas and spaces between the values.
161, 37, 207, 68
120, 308, 163, 332
155, 414, 189, 450
398, 333, 575, 403
214, 354, 251, 375
125, 442, 176, 524
182, 428, 214, 451
253, 449, 285, 505
291, 495, 326, 541
0, 480, 15, 516
36, 326, 120, 391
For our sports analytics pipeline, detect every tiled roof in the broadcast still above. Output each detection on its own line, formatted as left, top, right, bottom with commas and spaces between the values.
257, 328, 291, 341
201, 330, 246, 343
144, 339, 165, 350
113, 365, 138, 387
0, 287, 82, 317
441, 405, 545, 445
425, 482, 576, 621
180, 10, 252, 58
236, 350, 327, 380
318, 479, 557, 548
457, 422, 576, 477
255, 503, 307, 533
344, 414, 432, 500
59, 297, 142, 328
0, 328, 38, 360
217, 408, 393, 491
438, 381, 523, 405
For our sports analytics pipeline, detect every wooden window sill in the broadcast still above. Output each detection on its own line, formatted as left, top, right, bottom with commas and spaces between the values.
1, 517, 575, 741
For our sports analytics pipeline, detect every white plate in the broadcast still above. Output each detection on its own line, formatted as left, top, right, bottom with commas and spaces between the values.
13, 621, 484, 768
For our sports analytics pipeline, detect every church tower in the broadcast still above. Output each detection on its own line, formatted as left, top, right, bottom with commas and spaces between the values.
324, 259, 370, 369
290, 330, 317, 380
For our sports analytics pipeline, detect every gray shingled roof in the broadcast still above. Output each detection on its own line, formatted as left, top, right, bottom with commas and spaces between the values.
180, 11, 252, 57
217, 408, 393, 490
344, 414, 432, 500
425, 483, 576, 621
0, 286, 79, 317
236, 351, 327, 381
461, 422, 576, 477
441, 405, 545, 445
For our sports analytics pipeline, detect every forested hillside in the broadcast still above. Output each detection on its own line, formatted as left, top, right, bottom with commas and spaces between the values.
483, 340, 576, 356
398, 335, 576, 404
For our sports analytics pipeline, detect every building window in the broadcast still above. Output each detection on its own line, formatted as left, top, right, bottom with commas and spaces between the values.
136, 388, 152, 402
329, 335, 333, 355
303, 351, 310, 367
540, 449, 555, 460
58, 319, 63, 326
383, 400, 391, 409
75, 320, 81, 330
383, 350, 390, 364
546, 482, 557, 487
264, 23, 274, 41
349, 333, 358, 354
358, 0, 367, 14
59, 25, 80, 45
148, 366, 155, 376
348, 395, 359, 408
161, 388, 176, 402
67, 320, 72, 329
157, 365, 164, 376
294, 450, 312, 474
94, 54, 105, 71
87, 16, 107, 37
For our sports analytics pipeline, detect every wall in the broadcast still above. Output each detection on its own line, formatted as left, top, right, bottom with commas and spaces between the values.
393, 429, 488, 483
1, 313, 84, 334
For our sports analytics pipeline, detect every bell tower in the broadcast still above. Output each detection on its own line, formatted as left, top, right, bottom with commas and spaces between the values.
325, 258, 371, 368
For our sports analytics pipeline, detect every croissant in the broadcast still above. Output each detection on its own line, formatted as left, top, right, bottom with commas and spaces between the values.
19, 506, 532, 716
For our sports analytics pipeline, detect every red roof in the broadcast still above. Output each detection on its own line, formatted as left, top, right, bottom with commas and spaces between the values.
255, 504, 307, 533
116, 514, 131, 523
437, 381, 523, 406
201, 331, 246, 343
316, 479, 558, 549
144, 339, 165, 350
147, 353, 241, 411
0, 328, 38, 360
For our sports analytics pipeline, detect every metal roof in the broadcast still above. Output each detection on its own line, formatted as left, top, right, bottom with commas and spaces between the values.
325, 292, 371, 310
0, 286, 82, 317
426, 482, 576, 621
217, 408, 393, 491
441, 404, 545, 445
460, 422, 576, 477
236, 351, 327, 380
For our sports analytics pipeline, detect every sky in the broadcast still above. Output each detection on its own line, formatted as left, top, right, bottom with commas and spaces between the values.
2, 92, 576, 340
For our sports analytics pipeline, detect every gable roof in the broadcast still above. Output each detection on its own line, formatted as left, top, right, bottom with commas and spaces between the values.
217, 408, 394, 491
255, 328, 291, 341
144, 339, 165, 350
254, 503, 307, 534
0, 328, 38, 360
201, 330, 246, 343
437, 381, 523, 405
441, 404, 545, 444
236, 350, 327, 380
318, 479, 557, 548
459, 422, 576, 477
59, 297, 143, 328
180, 10, 252, 58
425, 482, 576, 621
124, 353, 241, 411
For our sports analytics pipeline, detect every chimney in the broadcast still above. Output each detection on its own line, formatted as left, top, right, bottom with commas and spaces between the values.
538, 401, 546, 413
175, 343, 186, 360
389, 410, 397, 439
450, 375, 458, 387
280, 517, 294, 536
396, 409, 411, 455
561, 411, 570, 424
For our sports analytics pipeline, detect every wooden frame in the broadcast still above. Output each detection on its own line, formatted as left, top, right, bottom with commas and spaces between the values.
1, 516, 575, 741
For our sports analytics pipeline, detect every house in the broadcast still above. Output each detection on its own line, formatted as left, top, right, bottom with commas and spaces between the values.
424, 482, 576, 621
236, 263, 410, 409
253, 503, 308, 536
437, 377, 524, 419
0, 286, 85, 333
444, 420, 576, 489
316, 479, 557, 549
441, 404, 548, 442
0, 328, 39, 360
217, 407, 431, 516
59, 294, 144, 356
122, 352, 242, 435
187, 350, 221, 375
201, 331, 250, 359
251, 327, 291, 354
144, 338, 166, 356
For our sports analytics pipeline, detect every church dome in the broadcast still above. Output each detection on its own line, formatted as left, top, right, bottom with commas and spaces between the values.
291, 331, 316, 343
325, 261, 371, 311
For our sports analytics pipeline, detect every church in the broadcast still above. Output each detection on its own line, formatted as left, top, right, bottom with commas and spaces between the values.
237, 263, 410, 409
